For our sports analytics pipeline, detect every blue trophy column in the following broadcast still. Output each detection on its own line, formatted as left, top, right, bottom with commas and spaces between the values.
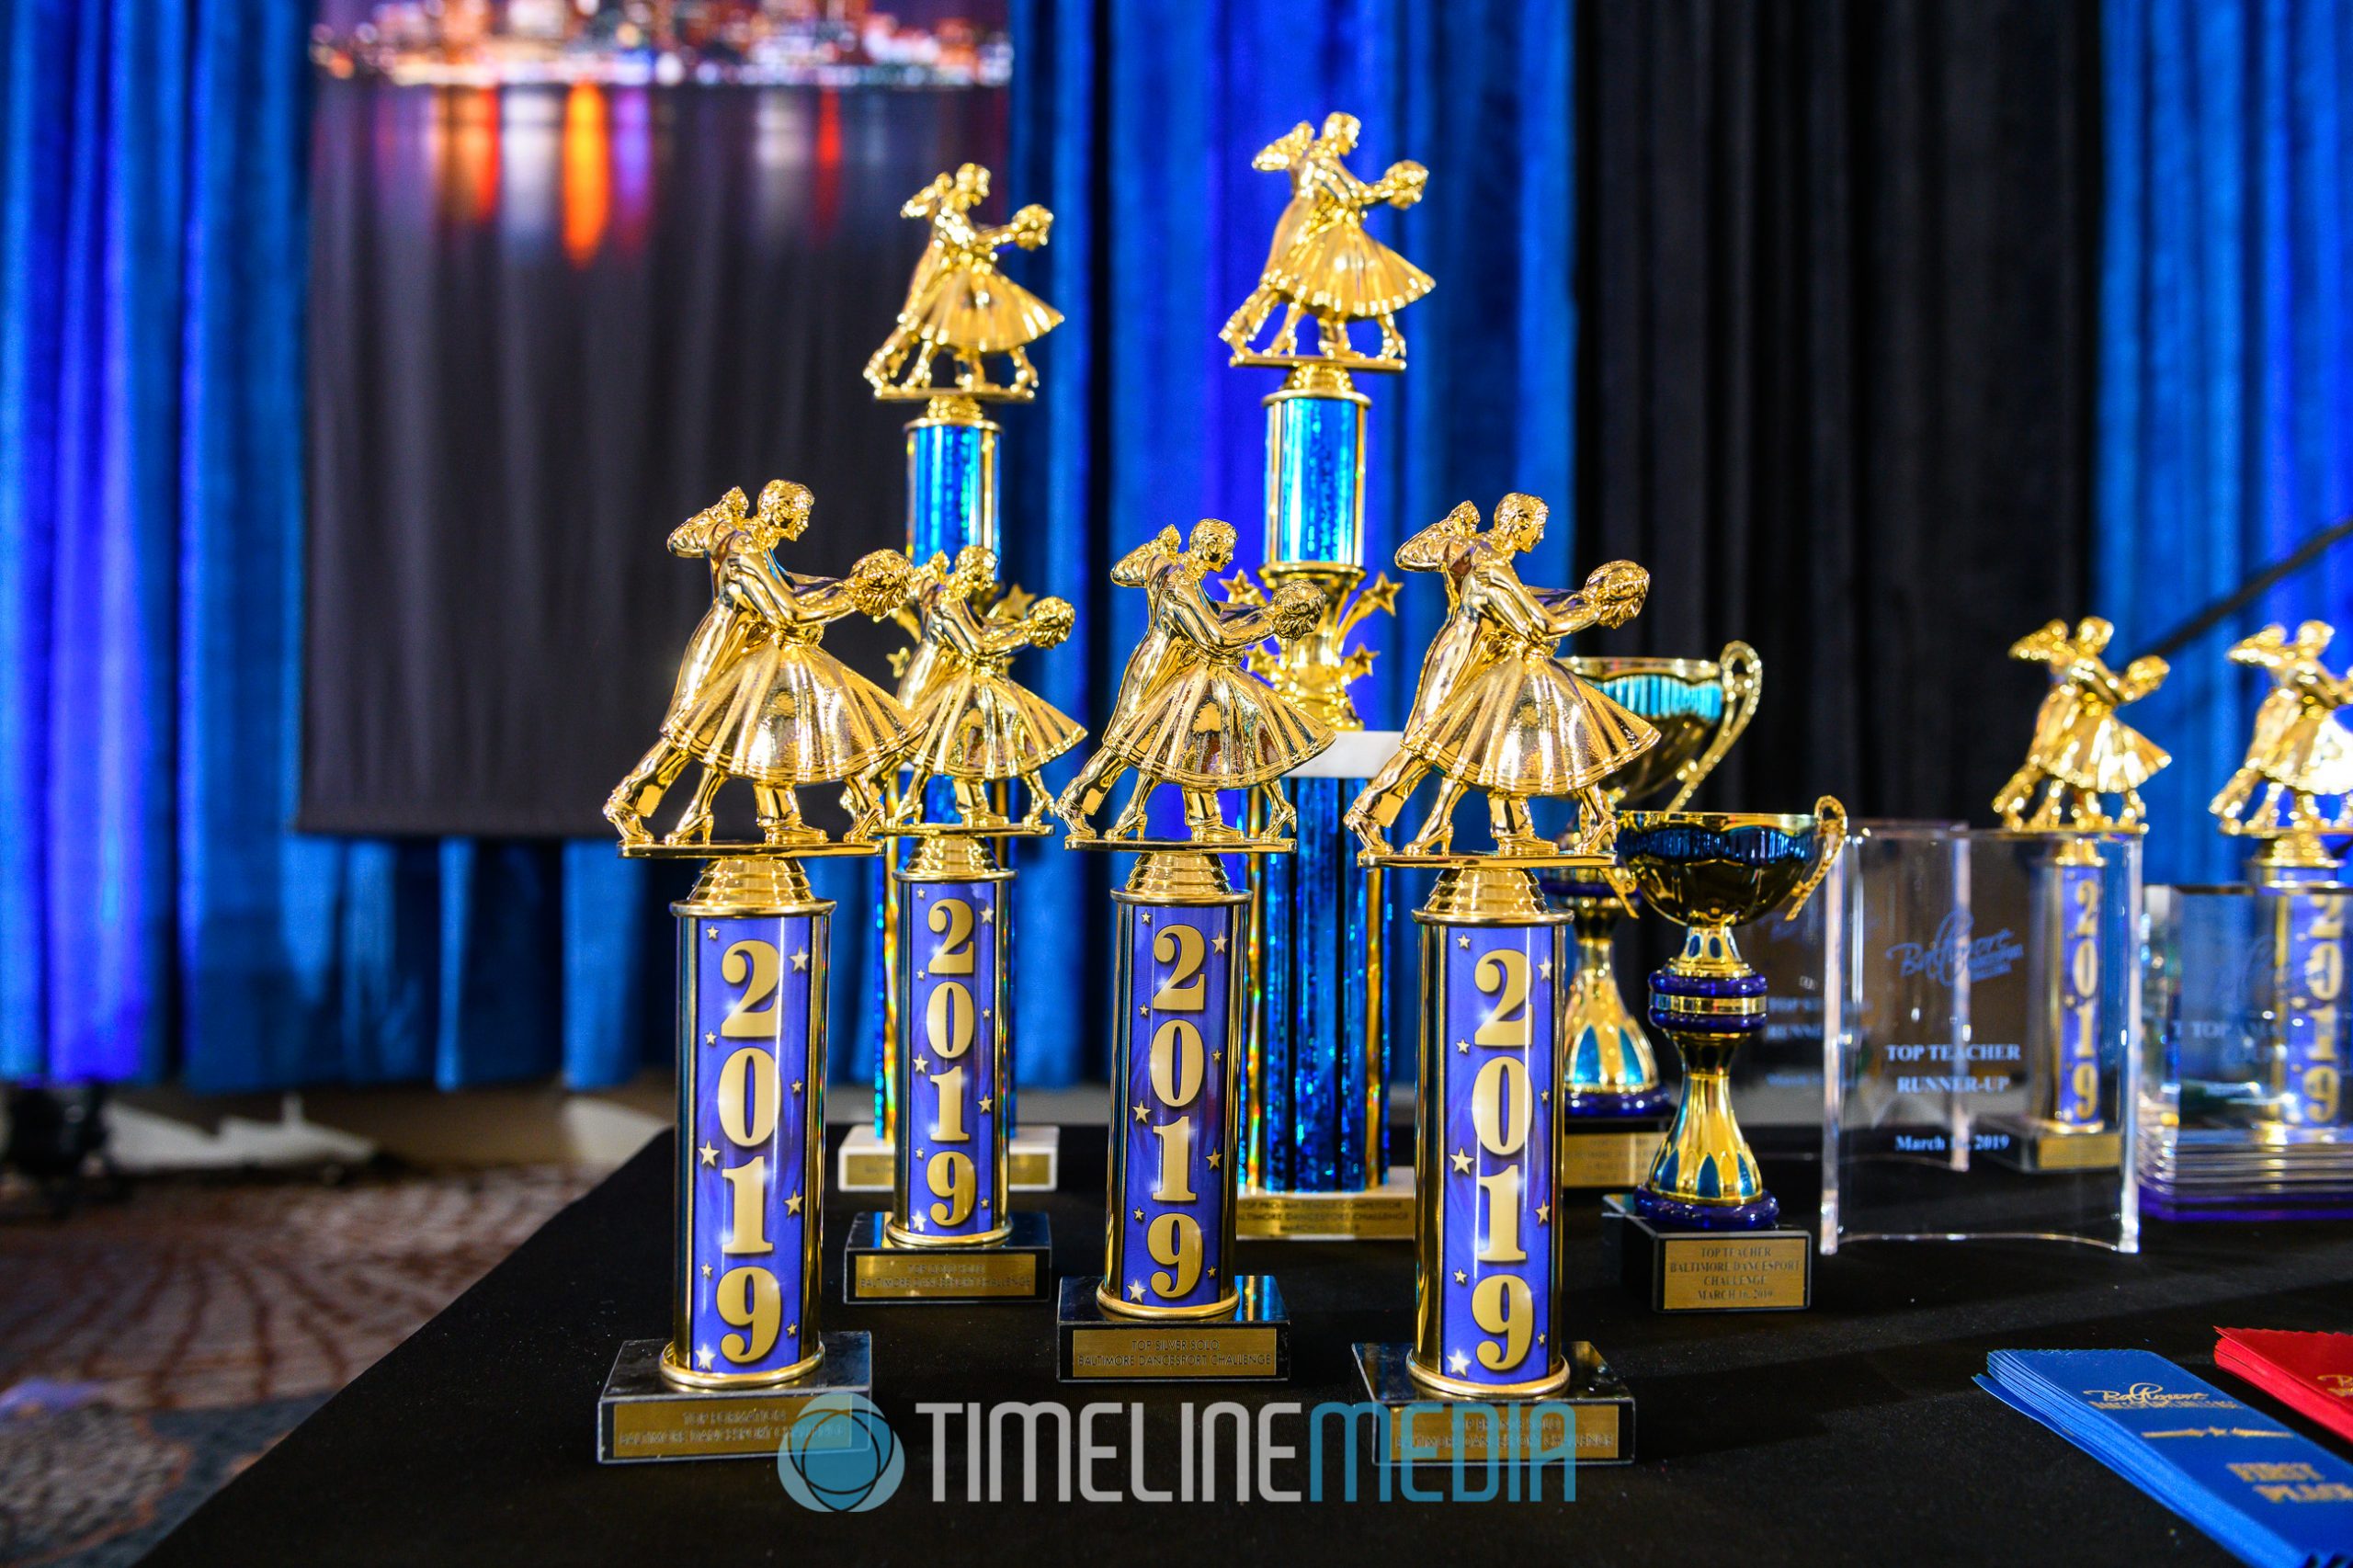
669, 875, 829, 1387
1103, 865, 1246, 1317
1411, 876, 1569, 1397
890, 845, 1013, 1245
1248, 778, 1386, 1188
1267, 389, 1363, 564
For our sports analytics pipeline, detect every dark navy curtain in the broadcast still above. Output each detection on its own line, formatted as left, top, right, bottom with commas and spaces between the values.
2099, 0, 2353, 885
1007, 0, 1576, 1064
0, 0, 664, 1092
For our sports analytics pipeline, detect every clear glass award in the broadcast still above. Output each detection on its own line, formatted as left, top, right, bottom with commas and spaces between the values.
2141, 883, 2353, 1220
1821, 824, 2141, 1253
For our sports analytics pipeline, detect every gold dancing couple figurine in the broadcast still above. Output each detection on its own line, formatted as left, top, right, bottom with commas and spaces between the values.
2211, 619, 2353, 837
1055, 518, 1330, 846
1347, 494, 1657, 858
1220, 111, 1432, 367
888, 545, 1086, 831
1993, 617, 2170, 832
866, 163, 1061, 400
604, 481, 915, 849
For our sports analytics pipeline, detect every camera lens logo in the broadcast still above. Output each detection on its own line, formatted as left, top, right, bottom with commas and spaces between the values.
775, 1393, 904, 1512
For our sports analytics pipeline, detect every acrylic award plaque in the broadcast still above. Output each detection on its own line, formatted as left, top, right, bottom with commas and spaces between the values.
1821, 824, 2141, 1254
2140, 883, 2353, 1220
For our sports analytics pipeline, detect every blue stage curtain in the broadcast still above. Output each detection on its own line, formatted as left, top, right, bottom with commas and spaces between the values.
1007, 0, 1576, 1075
2099, 0, 2353, 884
0, 0, 666, 1092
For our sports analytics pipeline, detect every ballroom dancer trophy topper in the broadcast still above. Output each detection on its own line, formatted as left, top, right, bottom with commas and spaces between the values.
596, 482, 913, 1438
1346, 519, 1655, 1433
865, 163, 1060, 402
1347, 494, 1658, 860
1220, 111, 1432, 369
836, 546, 1085, 1297
1991, 618, 2171, 833
2212, 620, 2353, 866
1050, 519, 1329, 1381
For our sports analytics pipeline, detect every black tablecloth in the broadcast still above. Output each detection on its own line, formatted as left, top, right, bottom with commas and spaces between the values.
144, 1129, 2353, 1566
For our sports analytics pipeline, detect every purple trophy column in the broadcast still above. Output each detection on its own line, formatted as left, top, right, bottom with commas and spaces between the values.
669, 902, 828, 1387
1102, 881, 1245, 1317
1412, 906, 1569, 1397
891, 866, 1013, 1244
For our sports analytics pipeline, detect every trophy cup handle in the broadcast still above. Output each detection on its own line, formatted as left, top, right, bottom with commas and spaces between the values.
1665, 640, 1763, 812
1781, 795, 1847, 922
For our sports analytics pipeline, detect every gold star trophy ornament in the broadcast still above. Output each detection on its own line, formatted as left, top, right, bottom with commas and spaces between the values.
840, 546, 1081, 1302
845, 162, 1063, 1199
1346, 498, 1652, 1461
1050, 518, 1331, 1383
595, 482, 901, 1460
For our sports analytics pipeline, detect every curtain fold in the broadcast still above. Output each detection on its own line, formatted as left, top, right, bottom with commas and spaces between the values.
0, 0, 680, 1093
1574, 0, 2105, 824
2097, 0, 2353, 884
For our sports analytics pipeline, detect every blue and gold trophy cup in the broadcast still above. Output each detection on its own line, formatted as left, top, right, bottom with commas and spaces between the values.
1050, 518, 1331, 1381
1983, 618, 2169, 1171
840, 547, 1080, 1302
1346, 500, 1649, 1462
1218, 111, 1428, 1242
840, 162, 1064, 1199
597, 483, 913, 1461
1550, 645, 1762, 1190
1598, 800, 1846, 1312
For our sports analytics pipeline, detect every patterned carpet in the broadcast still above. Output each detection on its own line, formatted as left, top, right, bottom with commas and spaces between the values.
0, 1167, 596, 1568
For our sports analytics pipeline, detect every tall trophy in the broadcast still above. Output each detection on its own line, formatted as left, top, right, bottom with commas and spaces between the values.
1050, 518, 1329, 1381
1347, 495, 1647, 1464
597, 483, 913, 1462
838, 546, 1080, 1304
842, 163, 1065, 1197
2211, 621, 2351, 1131
1598, 799, 1845, 1312
1221, 111, 1427, 1241
1976, 618, 2168, 1172
1547, 644, 1762, 1189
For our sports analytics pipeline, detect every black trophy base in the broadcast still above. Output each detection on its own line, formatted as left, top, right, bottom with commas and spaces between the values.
843, 1210, 1052, 1303
595, 1333, 871, 1464
1558, 1111, 1673, 1190
1601, 1192, 1813, 1312
1352, 1342, 1634, 1466
1977, 1115, 2124, 1174
1055, 1276, 1290, 1382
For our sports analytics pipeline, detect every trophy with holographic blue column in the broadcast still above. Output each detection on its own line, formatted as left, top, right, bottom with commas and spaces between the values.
1218, 111, 1427, 1241
596, 482, 914, 1461
1049, 519, 1331, 1381
1346, 502, 1651, 1460
837, 162, 1065, 1199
